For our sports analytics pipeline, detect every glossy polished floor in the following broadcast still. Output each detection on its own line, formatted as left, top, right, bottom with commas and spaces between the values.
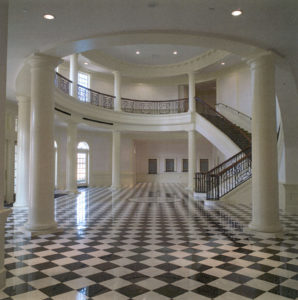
1, 183, 298, 299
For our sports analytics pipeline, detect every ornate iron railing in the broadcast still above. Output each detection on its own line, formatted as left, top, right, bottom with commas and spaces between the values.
55, 73, 188, 114
77, 85, 114, 110
121, 97, 188, 114
195, 147, 251, 200
55, 72, 72, 94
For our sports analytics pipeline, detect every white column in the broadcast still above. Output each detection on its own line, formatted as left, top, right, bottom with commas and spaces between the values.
0, 0, 12, 289
188, 130, 197, 191
188, 72, 195, 113
15, 96, 30, 207
5, 136, 15, 205
26, 54, 61, 234
111, 130, 121, 189
113, 71, 122, 111
66, 121, 78, 193
248, 54, 282, 234
70, 53, 78, 98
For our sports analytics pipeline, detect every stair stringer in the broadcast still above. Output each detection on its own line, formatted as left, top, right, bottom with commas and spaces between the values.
195, 113, 241, 157
220, 178, 252, 205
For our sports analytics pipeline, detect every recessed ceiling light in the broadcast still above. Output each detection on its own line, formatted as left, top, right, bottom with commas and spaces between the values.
84, 62, 88, 65
231, 9, 242, 16
136, 50, 140, 55
43, 14, 55, 20
221, 62, 226, 65
173, 51, 178, 55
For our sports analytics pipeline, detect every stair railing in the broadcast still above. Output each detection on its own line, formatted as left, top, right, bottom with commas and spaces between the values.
195, 147, 251, 200
196, 98, 251, 144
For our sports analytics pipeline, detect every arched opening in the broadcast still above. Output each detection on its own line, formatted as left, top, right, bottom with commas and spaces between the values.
77, 141, 89, 186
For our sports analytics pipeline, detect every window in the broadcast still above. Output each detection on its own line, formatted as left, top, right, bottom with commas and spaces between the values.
148, 159, 157, 174
165, 159, 175, 172
78, 72, 90, 102
77, 141, 89, 185
182, 159, 188, 172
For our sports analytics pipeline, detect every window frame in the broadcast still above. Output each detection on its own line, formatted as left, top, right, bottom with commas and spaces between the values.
165, 158, 175, 172
148, 158, 158, 174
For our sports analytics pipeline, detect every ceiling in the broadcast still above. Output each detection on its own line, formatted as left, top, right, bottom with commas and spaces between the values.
97, 44, 208, 66
5, 0, 298, 101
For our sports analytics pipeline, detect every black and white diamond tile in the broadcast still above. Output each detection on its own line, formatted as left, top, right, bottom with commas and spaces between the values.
1, 183, 298, 299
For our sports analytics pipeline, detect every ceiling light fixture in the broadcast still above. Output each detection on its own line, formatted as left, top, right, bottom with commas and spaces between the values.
231, 9, 242, 16
173, 51, 178, 55
136, 50, 140, 55
43, 14, 55, 20
221, 62, 226, 65
84, 62, 88, 65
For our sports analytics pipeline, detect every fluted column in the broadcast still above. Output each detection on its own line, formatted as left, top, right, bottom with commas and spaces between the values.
188, 130, 197, 191
248, 54, 282, 234
188, 72, 195, 113
26, 54, 61, 234
66, 120, 78, 193
111, 130, 121, 189
70, 53, 78, 98
113, 71, 122, 111
15, 96, 30, 207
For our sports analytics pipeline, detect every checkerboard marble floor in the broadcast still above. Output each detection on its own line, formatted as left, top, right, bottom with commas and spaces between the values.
1, 183, 298, 299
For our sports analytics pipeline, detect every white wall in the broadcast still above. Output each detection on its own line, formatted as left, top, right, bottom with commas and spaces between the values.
54, 127, 136, 189
135, 135, 216, 184
217, 65, 252, 117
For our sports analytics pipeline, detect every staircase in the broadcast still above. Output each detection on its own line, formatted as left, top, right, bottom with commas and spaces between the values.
195, 98, 252, 200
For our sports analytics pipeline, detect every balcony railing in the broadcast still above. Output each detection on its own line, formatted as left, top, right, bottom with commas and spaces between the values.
55, 72, 188, 114
121, 97, 188, 114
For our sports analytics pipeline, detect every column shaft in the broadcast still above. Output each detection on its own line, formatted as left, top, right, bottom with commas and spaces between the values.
15, 96, 30, 207
27, 54, 61, 233
249, 54, 282, 233
0, 0, 11, 289
113, 71, 122, 111
5, 138, 15, 204
66, 121, 78, 193
70, 54, 78, 98
188, 130, 197, 190
188, 72, 195, 113
111, 131, 121, 189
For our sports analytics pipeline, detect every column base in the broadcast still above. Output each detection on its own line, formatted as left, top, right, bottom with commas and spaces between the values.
194, 192, 206, 200
0, 209, 12, 289
246, 223, 284, 238
25, 222, 63, 236
0, 267, 6, 289
110, 185, 121, 190
13, 203, 28, 209
66, 189, 79, 194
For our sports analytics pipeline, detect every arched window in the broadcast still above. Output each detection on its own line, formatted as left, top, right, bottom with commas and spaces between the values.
77, 141, 89, 185
54, 141, 58, 188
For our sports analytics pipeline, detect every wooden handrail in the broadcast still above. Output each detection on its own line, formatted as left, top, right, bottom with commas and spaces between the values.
215, 103, 252, 121
56, 72, 73, 83
196, 98, 251, 143
121, 97, 188, 103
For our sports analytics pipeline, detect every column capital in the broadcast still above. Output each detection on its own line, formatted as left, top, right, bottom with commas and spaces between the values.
27, 53, 62, 70
246, 51, 276, 71
113, 70, 121, 76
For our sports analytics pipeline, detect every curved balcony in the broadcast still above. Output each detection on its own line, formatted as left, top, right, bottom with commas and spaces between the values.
55, 73, 188, 115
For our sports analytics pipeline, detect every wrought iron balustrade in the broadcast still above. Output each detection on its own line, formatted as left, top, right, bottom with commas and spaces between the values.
195, 147, 251, 200
121, 97, 188, 114
55, 72, 188, 114
77, 85, 114, 110
55, 72, 72, 94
